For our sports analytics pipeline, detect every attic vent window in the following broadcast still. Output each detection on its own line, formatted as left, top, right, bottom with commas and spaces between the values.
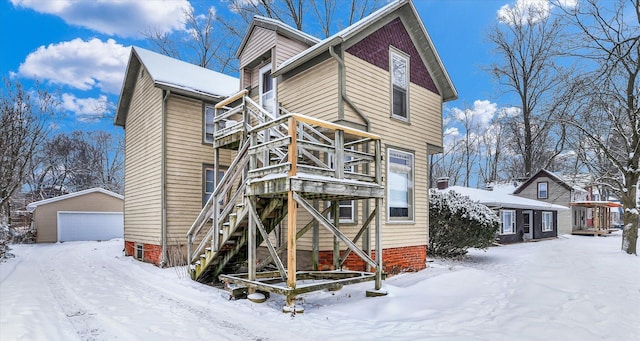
140, 69, 145, 78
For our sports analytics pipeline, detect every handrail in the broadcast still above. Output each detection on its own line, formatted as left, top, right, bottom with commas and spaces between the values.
215, 89, 248, 109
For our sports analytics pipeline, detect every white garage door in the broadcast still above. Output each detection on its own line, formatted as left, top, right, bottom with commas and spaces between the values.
57, 211, 124, 242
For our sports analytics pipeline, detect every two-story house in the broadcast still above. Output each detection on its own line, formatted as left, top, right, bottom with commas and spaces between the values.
115, 0, 456, 307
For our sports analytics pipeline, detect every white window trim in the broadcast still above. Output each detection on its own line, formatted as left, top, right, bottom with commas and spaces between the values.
537, 182, 548, 199
327, 200, 356, 224
500, 210, 516, 235
204, 104, 215, 144
387, 148, 414, 223
259, 63, 276, 116
542, 211, 553, 232
389, 47, 410, 122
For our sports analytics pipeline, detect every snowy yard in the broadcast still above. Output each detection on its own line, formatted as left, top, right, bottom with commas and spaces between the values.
1, 232, 638, 341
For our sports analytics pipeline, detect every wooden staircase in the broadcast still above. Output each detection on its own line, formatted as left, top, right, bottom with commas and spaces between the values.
187, 90, 386, 306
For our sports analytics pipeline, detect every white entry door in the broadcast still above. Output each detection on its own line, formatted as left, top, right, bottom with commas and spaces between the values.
57, 211, 124, 242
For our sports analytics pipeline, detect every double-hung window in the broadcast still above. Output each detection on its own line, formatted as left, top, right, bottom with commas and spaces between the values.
203, 165, 225, 205
327, 147, 355, 223
387, 148, 414, 221
500, 210, 516, 234
390, 49, 409, 120
259, 64, 275, 115
204, 105, 215, 144
537, 182, 548, 199
542, 212, 553, 232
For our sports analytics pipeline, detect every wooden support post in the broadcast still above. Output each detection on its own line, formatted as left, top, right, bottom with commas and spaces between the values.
374, 197, 383, 291
333, 200, 340, 269
286, 116, 298, 309
312, 201, 319, 271
248, 198, 256, 293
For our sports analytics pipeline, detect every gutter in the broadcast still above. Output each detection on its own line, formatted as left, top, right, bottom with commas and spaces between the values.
160, 89, 170, 267
328, 44, 370, 130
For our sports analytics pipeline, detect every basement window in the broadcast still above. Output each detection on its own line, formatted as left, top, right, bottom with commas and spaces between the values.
135, 244, 144, 260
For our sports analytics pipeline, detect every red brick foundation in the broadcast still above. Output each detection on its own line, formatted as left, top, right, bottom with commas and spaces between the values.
124, 240, 163, 265
317, 245, 426, 275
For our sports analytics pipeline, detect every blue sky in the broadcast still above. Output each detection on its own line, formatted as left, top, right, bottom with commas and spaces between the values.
0, 0, 526, 138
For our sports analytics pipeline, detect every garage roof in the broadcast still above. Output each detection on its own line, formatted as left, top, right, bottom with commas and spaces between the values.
26, 188, 123, 212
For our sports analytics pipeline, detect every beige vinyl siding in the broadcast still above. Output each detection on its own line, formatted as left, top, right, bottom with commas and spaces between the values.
239, 26, 276, 69
278, 58, 339, 121
165, 95, 234, 244
516, 177, 573, 234
124, 67, 163, 244
275, 33, 312, 68
33, 193, 123, 243
344, 53, 443, 148
343, 52, 442, 249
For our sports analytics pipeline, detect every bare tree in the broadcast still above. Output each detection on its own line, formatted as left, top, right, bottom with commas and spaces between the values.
488, 1, 569, 177
144, 0, 384, 73
26, 130, 124, 198
0, 79, 57, 221
143, 6, 237, 73
560, 0, 639, 255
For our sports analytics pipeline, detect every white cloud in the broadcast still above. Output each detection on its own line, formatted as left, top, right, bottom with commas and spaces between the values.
61, 93, 111, 122
497, 0, 576, 25
451, 100, 498, 127
10, 0, 192, 37
17, 38, 130, 94
498, 0, 551, 25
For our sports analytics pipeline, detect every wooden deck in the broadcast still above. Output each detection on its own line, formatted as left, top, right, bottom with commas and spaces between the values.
187, 94, 386, 310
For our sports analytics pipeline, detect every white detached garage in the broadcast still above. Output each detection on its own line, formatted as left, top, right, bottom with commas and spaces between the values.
27, 188, 124, 243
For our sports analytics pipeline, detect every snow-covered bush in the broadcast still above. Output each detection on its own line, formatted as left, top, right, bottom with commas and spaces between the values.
429, 190, 500, 257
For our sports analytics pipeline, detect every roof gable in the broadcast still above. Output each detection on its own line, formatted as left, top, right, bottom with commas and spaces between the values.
115, 47, 239, 126
272, 0, 457, 101
236, 16, 320, 59
513, 169, 575, 194
346, 17, 438, 94
27, 188, 123, 212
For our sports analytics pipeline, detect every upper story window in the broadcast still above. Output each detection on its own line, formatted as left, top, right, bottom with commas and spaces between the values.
537, 182, 548, 199
259, 64, 275, 115
387, 148, 414, 222
500, 210, 516, 235
204, 105, 215, 144
390, 49, 409, 121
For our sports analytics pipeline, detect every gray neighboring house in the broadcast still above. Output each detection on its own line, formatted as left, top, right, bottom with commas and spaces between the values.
437, 181, 568, 243
512, 169, 588, 235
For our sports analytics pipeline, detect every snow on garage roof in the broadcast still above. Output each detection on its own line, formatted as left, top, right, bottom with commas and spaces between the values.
438, 186, 568, 211
26, 188, 123, 212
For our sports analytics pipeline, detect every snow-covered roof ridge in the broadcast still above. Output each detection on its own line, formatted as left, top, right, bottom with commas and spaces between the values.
26, 188, 123, 212
439, 186, 568, 211
133, 47, 239, 98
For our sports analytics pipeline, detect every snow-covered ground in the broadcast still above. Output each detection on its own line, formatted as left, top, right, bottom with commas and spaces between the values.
1, 232, 638, 340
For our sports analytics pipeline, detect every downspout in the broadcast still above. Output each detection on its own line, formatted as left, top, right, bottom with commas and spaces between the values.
329, 43, 374, 271
160, 89, 170, 267
328, 44, 370, 130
